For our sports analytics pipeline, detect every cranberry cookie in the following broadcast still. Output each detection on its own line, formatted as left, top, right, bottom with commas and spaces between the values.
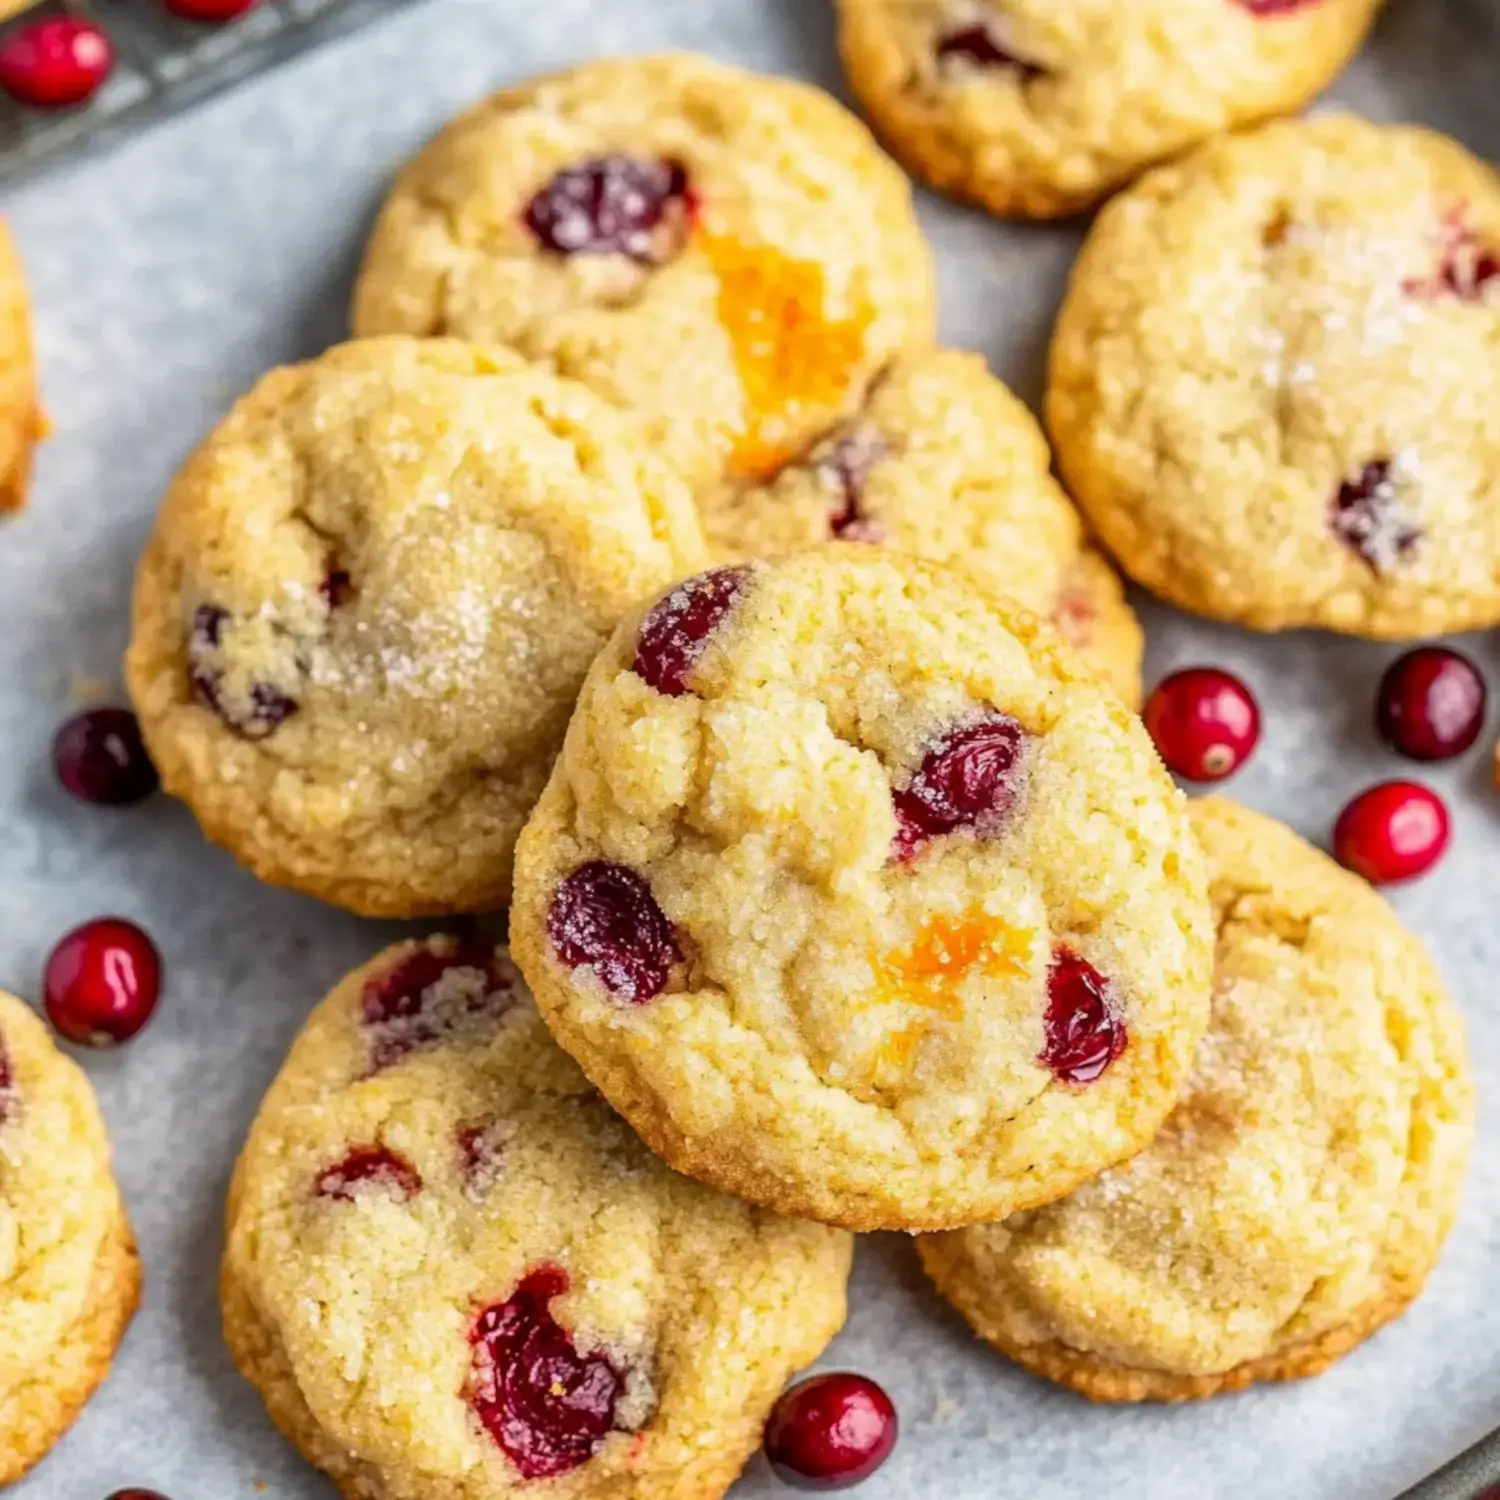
699, 350, 1143, 706
836, 0, 1382, 219
126, 337, 707, 917
0, 989, 140, 1483
352, 53, 936, 492
222, 937, 851, 1500
921, 798, 1474, 1402
1050, 116, 1500, 638
511, 548, 1211, 1232
0, 217, 42, 512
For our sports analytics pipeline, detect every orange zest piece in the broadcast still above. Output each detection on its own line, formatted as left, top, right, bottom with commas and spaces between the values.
874, 910, 1031, 1023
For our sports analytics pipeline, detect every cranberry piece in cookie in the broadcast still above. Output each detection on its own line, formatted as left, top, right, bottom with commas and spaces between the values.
1041, 948, 1126, 1085
316, 1146, 421, 1203
936, 22, 1044, 80
1232, 0, 1325, 14
360, 945, 513, 1070
468, 1266, 625, 1480
817, 429, 889, 543
0, 1032, 11, 1127
1329, 460, 1421, 572
547, 863, 680, 1005
892, 710, 1027, 860
524, 156, 692, 262
632, 567, 750, 697
187, 604, 299, 740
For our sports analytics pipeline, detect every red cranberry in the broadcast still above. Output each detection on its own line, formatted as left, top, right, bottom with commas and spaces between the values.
316, 1146, 422, 1203
1333, 781, 1450, 885
1143, 667, 1261, 782
1376, 647, 1487, 762
105, 1491, 172, 1500
525, 156, 692, 261
320, 568, 353, 608
43, 918, 162, 1046
764, 1373, 898, 1491
0, 18, 113, 108
1329, 460, 1421, 572
892, 709, 1027, 860
0, 1033, 12, 1128
188, 604, 300, 739
936, 23, 1044, 79
360, 944, 512, 1070
633, 567, 750, 697
816, 429, 888, 543
457, 1120, 510, 1203
163, 0, 260, 18
1040, 948, 1127, 1085
1407, 218, 1500, 302
548, 862, 680, 1005
1232, 0, 1324, 12
469, 1266, 625, 1480
53, 708, 159, 807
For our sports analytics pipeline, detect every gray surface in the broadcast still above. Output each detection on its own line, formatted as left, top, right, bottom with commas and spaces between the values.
1, 2, 1498, 1497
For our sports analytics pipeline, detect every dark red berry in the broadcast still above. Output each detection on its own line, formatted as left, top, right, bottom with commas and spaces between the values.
469, 1266, 625, 1480
817, 429, 888, 543
1143, 667, 1261, 782
0, 18, 113, 108
104, 1491, 172, 1500
525, 156, 692, 261
163, 0, 260, 19
53, 708, 159, 807
1232, 0, 1324, 13
1329, 460, 1421, 572
1333, 781, 1450, 885
632, 567, 749, 697
321, 569, 353, 608
936, 24, 1044, 79
360, 944, 512, 1070
548, 862, 680, 1005
892, 710, 1027, 860
1376, 647, 1487, 762
457, 1120, 510, 1203
188, 604, 299, 739
43, 918, 162, 1046
1040, 948, 1126, 1085
1406, 218, 1500, 302
0, 1032, 12, 1128
764, 1373, 898, 1491
316, 1145, 422, 1203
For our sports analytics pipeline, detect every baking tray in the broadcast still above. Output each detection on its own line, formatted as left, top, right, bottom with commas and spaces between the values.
2, 2, 1499, 1497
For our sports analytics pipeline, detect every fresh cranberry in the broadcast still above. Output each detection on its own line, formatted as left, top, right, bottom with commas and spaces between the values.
1329, 460, 1421, 572
43, 918, 162, 1046
469, 1266, 625, 1480
1143, 667, 1261, 782
764, 1373, 898, 1490
632, 567, 749, 697
816, 429, 888, 543
52, 708, 159, 807
1376, 647, 1487, 762
1333, 781, 1450, 885
104, 1491, 172, 1500
188, 604, 299, 740
1040, 948, 1126, 1085
360, 944, 512, 1070
936, 23, 1044, 79
525, 156, 692, 261
316, 1146, 422, 1203
548, 862, 680, 1005
163, 0, 260, 19
0, 18, 113, 108
891, 710, 1026, 860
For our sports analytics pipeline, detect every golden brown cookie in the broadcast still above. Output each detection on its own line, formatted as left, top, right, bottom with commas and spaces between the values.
0, 990, 140, 1483
0, 217, 42, 513
125, 336, 707, 917
920, 797, 1474, 1402
1050, 115, 1500, 638
511, 547, 1211, 1232
352, 53, 936, 492
836, 0, 1382, 219
222, 936, 851, 1500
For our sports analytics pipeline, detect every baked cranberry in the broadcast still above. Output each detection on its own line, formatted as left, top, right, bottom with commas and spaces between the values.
936, 23, 1043, 79
360, 944, 512, 1070
892, 709, 1026, 860
632, 567, 749, 697
764, 1373, 898, 1490
817, 429, 888, 543
188, 604, 299, 739
1143, 667, 1261, 782
1232, 0, 1324, 12
320, 569, 353, 608
43, 918, 162, 1046
469, 1266, 625, 1480
458, 1120, 510, 1203
53, 708, 159, 807
548, 862, 680, 1005
1040, 948, 1126, 1085
1376, 647, 1487, 762
163, 0, 260, 19
0, 1033, 12, 1128
316, 1146, 421, 1203
525, 156, 692, 261
1330, 460, 1421, 572
1333, 781, 1450, 885
1407, 218, 1500, 302
0, 18, 113, 108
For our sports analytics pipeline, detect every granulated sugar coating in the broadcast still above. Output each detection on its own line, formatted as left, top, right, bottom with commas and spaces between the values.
921, 798, 1475, 1402
1049, 115, 1500, 639
511, 547, 1211, 1232
124, 336, 708, 917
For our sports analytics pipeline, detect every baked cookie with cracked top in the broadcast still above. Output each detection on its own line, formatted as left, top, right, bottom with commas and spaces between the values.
0, 217, 42, 512
921, 797, 1474, 1402
511, 547, 1211, 1232
699, 349, 1143, 707
1050, 115, 1500, 638
126, 337, 707, 917
222, 936, 851, 1500
0, 989, 140, 1484
836, 0, 1382, 219
352, 53, 936, 493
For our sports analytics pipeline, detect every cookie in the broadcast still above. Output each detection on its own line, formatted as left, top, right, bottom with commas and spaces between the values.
920, 797, 1474, 1402
352, 53, 936, 493
699, 350, 1143, 707
0, 217, 42, 513
836, 0, 1382, 219
1050, 115, 1500, 638
222, 936, 851, 1500
0, 989, 140, 1483
125, 336, 707, 917
510, 547, 1212, 1232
